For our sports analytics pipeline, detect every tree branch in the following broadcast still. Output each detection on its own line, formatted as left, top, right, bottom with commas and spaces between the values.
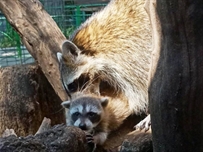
0, 0, 68, 101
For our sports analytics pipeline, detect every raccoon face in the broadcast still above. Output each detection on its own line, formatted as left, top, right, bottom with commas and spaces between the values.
57, 40, 92, 94
62, 96, 108, 131
57, 41, 79, 86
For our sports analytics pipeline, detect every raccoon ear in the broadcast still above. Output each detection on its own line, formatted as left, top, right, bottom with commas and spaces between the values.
62, 40, 80, 58
100, 97, 109, 107
61, 100, 71, 109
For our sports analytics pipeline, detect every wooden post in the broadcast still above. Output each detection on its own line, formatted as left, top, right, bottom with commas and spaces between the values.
149, 0, 203, 151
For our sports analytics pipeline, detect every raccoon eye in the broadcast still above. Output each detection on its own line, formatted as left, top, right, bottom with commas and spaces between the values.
73, 112, 80, 117
87, 112, 97, 117
72, 112, 81, 121
67, 81, 78, 92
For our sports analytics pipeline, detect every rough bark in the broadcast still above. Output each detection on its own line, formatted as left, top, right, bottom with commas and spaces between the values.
0, 0, 68, 101
120, 130, 152, 152
0, 125, 89, 152
0, 64, 65, 136
149, 0, 203, 151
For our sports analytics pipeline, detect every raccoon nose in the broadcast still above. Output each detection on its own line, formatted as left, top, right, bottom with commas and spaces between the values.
79, 123, 87, 130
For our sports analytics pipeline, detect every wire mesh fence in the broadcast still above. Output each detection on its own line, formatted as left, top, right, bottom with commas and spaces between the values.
0, 0, 108, 67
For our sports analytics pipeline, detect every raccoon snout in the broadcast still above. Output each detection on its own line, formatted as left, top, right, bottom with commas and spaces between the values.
79, 123, 87, 130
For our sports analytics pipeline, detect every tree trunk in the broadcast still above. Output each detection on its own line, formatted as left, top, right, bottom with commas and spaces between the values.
149, 0, 203, 151
0, 0, 68, 101
0, 64, 65, 136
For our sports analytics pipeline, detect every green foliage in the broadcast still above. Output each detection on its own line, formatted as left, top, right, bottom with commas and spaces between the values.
0, 21, 22, 57
61, 26, 76, 38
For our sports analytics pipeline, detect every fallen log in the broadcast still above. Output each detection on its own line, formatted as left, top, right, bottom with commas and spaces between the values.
0, 124, 89, 152
0, 116, 153, 152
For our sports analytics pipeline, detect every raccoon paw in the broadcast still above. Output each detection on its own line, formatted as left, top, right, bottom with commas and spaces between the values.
86, 133, 95, 143
135, 114, 151, 132
86, 133, 96, 152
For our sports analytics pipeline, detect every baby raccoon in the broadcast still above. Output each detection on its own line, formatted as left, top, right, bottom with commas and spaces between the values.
61, 95, 109, 145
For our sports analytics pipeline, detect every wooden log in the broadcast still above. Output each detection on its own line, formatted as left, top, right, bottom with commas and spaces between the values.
0, 125, 89, 152
0, 117, 153, 152
120, 130, 152, 152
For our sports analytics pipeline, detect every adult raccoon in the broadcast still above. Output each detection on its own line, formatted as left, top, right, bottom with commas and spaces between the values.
57, 0, 152, 145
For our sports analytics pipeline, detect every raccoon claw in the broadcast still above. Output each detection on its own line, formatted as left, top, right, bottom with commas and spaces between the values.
135, 114, 151, 132
86, 134, 94, 143
86, 133, 96, 152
